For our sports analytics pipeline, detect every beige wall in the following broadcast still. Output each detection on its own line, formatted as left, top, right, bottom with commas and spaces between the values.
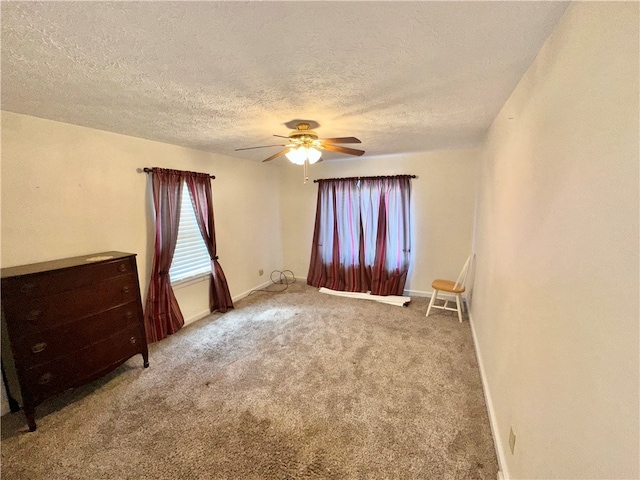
0, 112, 284, 319
279, 149, 478, 294
471, 3, 639, 479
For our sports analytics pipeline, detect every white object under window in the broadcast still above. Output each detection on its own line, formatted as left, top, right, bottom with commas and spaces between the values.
170, 184, 211, 283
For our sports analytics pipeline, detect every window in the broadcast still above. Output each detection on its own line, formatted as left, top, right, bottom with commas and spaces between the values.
169, 184, 211, 283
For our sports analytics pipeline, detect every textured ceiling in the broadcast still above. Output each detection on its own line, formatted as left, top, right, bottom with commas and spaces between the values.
1, 1, 569, 162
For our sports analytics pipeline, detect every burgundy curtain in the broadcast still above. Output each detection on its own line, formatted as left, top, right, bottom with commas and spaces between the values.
307, 175, 411, 296
185, 173, 233, 313
366, 176, 412, 295
144, 168, 185, 343
307, 179, 367, 292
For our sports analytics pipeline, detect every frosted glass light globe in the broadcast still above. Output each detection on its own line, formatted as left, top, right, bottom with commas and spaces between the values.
307, 147, 322, 164
285, 146, 306, 165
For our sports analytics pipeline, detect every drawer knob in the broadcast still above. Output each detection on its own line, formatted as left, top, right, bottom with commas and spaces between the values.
121, 286, 130, 294
20, 283, 35, 294
38, 373, 52, 385
125, 311, 134, 319
118, 263, 127, 272
26, 309, 42, 322
31, 342, 47, 354
129, 336, 137, 345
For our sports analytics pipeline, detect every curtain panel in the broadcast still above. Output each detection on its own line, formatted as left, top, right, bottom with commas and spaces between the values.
307, 175, 411, 296
185, 173, 234, 313
144, 168, 186, 343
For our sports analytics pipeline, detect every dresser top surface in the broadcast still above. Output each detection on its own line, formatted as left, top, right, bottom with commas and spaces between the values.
1, 252, 137, 279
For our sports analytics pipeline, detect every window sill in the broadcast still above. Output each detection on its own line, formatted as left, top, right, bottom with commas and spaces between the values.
171, 273, 210, 290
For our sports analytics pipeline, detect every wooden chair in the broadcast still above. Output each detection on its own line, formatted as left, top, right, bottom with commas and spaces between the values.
426, 255, 472, 322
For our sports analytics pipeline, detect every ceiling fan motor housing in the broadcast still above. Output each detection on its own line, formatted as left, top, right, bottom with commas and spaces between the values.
289, 123, 319, 146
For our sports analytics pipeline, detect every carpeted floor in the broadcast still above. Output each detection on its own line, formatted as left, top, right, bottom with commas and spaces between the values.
1, 283, 498, 479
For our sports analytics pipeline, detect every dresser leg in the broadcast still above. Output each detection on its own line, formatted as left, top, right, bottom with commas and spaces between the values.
24, 406, 37, 432
142, 351, 149, 368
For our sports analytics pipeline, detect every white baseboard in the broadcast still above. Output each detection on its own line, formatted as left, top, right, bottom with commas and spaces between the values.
183, 279, 274, 326
404, 288, 430, 298
232, 279, 274, 303
301, 284, 451, 302
404, 289, 461, 302
183, 309, 212, 327
468, 311, 510, 480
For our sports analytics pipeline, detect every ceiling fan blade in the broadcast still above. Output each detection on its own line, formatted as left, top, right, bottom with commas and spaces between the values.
320, 143, 365, 156
319, 137, 361, 144
262, 149, 290, 163
273, 134, 290, 139
235, 144, 286, 151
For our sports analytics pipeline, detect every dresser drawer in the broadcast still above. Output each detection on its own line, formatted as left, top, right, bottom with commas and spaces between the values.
2, 274, 140, 334
11, 302, 143, 368
20, 324, 145, 403
1, 256, 137, 299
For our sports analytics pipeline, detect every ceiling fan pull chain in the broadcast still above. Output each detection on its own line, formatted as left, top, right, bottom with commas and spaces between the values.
303, 159, 308, 184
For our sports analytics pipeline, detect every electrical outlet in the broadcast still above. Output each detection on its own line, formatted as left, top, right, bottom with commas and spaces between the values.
509, 427, 516, 454
258, 269, 264, 276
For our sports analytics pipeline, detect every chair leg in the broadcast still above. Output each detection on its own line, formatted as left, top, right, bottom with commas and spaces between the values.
455, 294, 463, 323
426, 290, 438, 317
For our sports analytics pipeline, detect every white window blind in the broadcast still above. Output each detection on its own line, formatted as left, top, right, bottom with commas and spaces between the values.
169, 184, 211, 283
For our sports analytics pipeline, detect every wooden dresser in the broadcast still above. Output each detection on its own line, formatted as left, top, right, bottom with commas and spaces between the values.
1, 252, 149, 431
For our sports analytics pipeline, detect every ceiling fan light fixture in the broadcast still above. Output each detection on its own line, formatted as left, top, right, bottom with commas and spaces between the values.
307, 147, 322, 164
285, 146, 307, 165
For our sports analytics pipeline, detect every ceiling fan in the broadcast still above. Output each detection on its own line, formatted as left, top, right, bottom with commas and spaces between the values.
235, 122, 365, 164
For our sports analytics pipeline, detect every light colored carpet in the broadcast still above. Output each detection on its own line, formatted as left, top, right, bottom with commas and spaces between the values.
1, 283, 498, 479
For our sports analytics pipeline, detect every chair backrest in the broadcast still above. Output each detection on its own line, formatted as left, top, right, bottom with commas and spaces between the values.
453, 255, 473, 290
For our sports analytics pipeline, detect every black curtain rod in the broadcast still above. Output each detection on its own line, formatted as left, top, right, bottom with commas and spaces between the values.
313, 174, 416, 183
142, 167, 215, 179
